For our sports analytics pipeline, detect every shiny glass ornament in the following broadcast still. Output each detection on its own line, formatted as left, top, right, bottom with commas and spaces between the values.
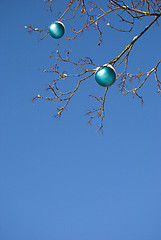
48, 21, 65, 39
95, 65, 116, 87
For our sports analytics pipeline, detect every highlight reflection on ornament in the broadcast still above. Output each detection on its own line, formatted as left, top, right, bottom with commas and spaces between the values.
48, 21, 65, 39
95, 65, 116, 87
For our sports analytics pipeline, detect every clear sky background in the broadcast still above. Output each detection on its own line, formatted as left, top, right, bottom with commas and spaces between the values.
0, 0, 161, 240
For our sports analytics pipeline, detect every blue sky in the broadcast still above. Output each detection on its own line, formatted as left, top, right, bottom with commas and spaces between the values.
0, 0, 161, 239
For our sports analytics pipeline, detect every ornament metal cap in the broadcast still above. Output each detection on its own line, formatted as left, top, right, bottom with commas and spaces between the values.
54, 21, 65, 29
94, 64, 116, 74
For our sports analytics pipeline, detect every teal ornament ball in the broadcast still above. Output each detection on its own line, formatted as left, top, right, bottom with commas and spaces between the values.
95, 65, 116, 87
48, 21, 65, 39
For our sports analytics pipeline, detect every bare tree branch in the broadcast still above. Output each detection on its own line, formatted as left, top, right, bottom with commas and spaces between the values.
28, 0, 161, 132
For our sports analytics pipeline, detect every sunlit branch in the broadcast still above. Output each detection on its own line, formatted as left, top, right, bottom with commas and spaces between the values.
29, 0, 161, 132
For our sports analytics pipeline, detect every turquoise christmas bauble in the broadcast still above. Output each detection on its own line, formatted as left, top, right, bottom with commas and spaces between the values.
95, 65, 116, 87
48, 21, 65, 39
